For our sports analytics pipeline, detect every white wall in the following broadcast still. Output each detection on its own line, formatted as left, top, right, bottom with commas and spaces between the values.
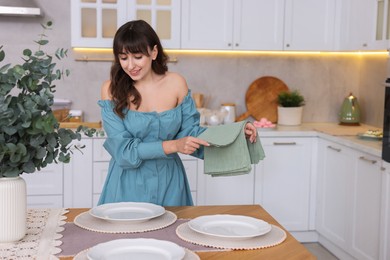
0, 0, 386, 127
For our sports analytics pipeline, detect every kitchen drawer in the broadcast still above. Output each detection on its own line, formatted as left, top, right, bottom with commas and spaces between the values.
23, 163, 63, 195
93, 139, 111, 161
27, 195, 63, 208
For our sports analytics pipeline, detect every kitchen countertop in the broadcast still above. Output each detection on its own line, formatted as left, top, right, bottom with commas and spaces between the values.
257, 122, 383, 157
83, 122, 383, 158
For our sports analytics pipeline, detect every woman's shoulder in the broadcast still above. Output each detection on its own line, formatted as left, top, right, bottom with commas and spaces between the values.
100, 80, 112, 100
164, 72, 186, 86
164, 72, 188, 100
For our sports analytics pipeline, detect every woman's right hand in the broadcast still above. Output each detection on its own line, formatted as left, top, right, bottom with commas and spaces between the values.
163, 137, 210, 155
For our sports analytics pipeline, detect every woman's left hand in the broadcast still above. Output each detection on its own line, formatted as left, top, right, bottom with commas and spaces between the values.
245, 122, 257, 143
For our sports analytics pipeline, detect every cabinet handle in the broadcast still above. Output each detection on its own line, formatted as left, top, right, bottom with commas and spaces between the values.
359, 156, 377, 164
273, 142, 296, 146
327, 145, 341, 152
286, 43, 290, 47
228, 43, 232, 47
235, 43, 239, 47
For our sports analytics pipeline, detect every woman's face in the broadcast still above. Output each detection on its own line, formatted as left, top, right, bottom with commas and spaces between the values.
118, 45, 157, 81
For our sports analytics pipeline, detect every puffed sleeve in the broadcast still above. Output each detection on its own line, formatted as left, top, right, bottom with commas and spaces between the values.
174, 91, 207, 159
98, 100, 169, 169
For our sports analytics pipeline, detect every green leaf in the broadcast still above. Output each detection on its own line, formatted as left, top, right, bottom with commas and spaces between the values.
0, 49, 4, 62
23, 49, 32, 57
22, 161, 36, 173
0, 63, 10, 73
34, 50, 45, 57
35, 40, 49, 46
35, 146, 46, 159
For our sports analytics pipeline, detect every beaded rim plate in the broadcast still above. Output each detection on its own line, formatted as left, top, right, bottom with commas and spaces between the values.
89, 202, 165, 224
188, 214, 272, 240
87, 238, 185, 260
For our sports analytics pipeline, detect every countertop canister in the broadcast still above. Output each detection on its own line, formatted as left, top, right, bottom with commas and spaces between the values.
221, 103, 236, 124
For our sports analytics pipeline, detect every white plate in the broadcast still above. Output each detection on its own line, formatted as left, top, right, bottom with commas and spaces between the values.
89, 202, 165, 224
188, 214, 272, 240
87, 238, 185, 260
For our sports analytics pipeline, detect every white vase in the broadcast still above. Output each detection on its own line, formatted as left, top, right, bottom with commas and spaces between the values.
0, 176, 27, 242
277, 106, 303, 126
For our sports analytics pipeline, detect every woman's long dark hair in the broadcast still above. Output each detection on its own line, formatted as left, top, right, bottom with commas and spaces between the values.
110, 20, 168, 118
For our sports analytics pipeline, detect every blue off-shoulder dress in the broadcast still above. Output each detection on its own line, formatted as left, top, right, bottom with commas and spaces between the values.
97, 91, 206, 206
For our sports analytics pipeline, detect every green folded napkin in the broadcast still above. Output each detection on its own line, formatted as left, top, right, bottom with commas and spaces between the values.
198, 121, 265, 177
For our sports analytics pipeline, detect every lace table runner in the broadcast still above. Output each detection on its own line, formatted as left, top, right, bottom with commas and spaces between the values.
0, 208, 68, 260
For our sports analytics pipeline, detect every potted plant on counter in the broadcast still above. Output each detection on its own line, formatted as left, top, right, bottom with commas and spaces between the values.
277, 90, 305, 126
0, 21, 98, 242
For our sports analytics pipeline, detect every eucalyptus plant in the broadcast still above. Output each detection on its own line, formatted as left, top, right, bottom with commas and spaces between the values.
0, 21, 98, 178
277, 90, 305, 107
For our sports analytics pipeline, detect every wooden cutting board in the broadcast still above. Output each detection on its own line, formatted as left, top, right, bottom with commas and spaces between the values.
236, 76, 289, 123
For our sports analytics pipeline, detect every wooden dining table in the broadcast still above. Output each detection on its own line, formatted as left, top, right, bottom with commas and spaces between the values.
60, 204, 315, 260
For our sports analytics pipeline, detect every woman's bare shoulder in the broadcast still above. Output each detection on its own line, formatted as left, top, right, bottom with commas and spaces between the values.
100, 80, 112, 100
165, 72, 188, 99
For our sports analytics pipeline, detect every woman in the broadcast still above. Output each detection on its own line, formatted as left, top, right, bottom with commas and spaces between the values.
98, 20, 257, 206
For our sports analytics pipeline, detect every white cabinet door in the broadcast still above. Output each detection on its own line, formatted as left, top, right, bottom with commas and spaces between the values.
254, 137, 313, 231
92, 161, 109, 206
63, 139, 93, 208
316, 139, 354, 250
338, 0, 377, 50
23, 163, 64, 208
71, 0, 127, 47
197, 168, 255, 206
181, 0, 234, 49
284, 0, 336, 50
350, 152, 383, 260
127, 0, 181, 48
71, 0, 180, 48
180, 157, 198, 205
27, 195, 63, 208
181, 0, 284, 50
23, 163, 63, 196
233, 0, 284, 50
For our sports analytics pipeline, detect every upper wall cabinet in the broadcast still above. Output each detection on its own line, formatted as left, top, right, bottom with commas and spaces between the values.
284, 0, 337, 51
338, 0, 388, 51
70, 0, 181, 49
181, 0, 285, 50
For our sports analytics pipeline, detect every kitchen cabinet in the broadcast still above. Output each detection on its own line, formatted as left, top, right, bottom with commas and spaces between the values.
284, 0, 337, 51
350, 151, 383, 260
381, 161, 390, 260
317, 138, 385, 260
23, 163, 64, 208
182, 0, 337, 51
196, 167, 255, 206
316, 139, 354, 252
63, 139, 93, 208
254, 137, 315, 232
70, 0, 181, 48
338, 0, 388, 51
181, 0, 284, 50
